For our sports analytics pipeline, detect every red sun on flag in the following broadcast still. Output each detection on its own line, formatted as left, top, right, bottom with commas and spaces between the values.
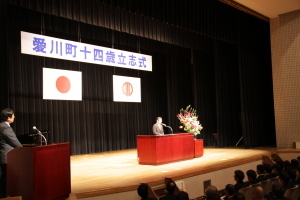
43, 68, 82, 100
56, 76, 71, 93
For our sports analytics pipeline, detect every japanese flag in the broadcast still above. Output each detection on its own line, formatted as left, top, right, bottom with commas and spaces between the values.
43, 68, 82, 101
113, 75, 141, 102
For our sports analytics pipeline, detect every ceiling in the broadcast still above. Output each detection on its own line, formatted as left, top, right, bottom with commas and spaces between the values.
232, 0, 300, 19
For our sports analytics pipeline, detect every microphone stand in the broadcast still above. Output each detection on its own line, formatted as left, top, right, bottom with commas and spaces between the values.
37, 133, 47, 146
163, 125, 173, 134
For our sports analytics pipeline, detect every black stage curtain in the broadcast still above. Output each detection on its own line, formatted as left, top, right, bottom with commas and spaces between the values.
237, 13, 276, 148
1, 1, 276, 155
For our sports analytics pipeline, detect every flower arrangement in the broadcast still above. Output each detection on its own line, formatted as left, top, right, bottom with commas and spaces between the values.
177, 105, 203, 136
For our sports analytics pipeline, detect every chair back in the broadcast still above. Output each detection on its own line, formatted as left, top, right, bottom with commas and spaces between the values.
260, 180, 269, 194
239, 186, 251, 200
266, 177, 279, 195
292, 184, 300, 200
284, 185, 298, 199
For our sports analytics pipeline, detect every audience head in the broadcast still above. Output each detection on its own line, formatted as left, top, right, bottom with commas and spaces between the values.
176, 191, 189, 200
287, 169, 296, 180
137, 183, 149, 198
291, 159, 299, 168
205, 185, 220, 200
264, 164, 272, 174
276, 161, 284, 170
232, 192, 245, 200
272, 163, 282, 173
225, 184, 236, 196
256, 164, 265, 175
251, 186, 264, 200
297, 156, 300, 163
298, 165, 300, 174
246, 170, 257, 181
271, 182, 284, 198
279, 171, 290, 185
234, 170, 245, 182
166, 180, 176, 194
283, 160, 291, 170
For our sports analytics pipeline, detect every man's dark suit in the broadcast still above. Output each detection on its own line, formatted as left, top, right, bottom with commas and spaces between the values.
152, 123, 164, 135
0, 121, 23, 197
0, 122, 23, 164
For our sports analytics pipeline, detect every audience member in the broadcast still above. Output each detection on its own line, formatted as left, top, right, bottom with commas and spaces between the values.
256, 164, 267, 182
160, 180, 177, 200
137, 183, 157, 200
287, 169, 297, 186
265, 182, 291, 200
290, 159, 299, 171
283, 161, 291, 171
245, 170, 259, 187
297, 156, 300, 164
279, 171, 295, 192
297, 165, 300, 184
264, 164, 273, 179
205, 186, 220, 200
176, 191, 189, 200
232, 192, 245, 200
276, 161, 284, 170
251, 186, 264, 200
234, 170, 247, 191
271, 164, 282, 177
224, 184, 236, 200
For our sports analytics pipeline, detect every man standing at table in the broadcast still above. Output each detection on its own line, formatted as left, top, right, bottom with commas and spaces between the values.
0, 108, 23, 198
152, 117, 164, 136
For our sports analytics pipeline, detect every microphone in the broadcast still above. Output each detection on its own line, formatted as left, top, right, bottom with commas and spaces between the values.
161, 123, 167, 126
33, 126, 42, 134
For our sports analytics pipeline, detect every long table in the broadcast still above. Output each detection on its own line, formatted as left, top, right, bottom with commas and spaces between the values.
137, 133, 203, 165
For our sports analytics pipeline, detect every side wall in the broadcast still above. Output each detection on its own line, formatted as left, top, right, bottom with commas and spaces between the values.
270, 9, 300, 148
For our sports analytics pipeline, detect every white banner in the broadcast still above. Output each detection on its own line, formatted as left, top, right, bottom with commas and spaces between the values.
43, 68, 82, 101
113, 75, 141, 103
21, 31, 152, 71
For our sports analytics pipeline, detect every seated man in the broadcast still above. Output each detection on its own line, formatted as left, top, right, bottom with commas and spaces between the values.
224, 184, 236, 200
137, 183, 157, 200
176, 191, 189, 200
232, 192, 245, 200
264, 164, 272, 180
256, 164, 267, 182
271, 164, 282, 178
160, 180, 177, 200
279, 171, 295, 192
234, 170, 247, 191
265, 182, 291, 200
245, 170, 259, 187
205, 185, 220, 200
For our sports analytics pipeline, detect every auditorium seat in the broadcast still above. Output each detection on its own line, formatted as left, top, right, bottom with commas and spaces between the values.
260, 180, 269, 194
292, 185, 300, 200
238, 186, 251, 200
266, 176, 279, 194
284, 185, 298, 200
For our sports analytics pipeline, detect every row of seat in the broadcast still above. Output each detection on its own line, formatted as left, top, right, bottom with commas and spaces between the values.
238, 177, 300, 200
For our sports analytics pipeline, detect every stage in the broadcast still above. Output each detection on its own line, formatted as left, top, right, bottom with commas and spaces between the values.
69, 146, 300, 199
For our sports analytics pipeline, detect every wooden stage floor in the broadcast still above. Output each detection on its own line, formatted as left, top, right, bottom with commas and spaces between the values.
70, 146, 295, 199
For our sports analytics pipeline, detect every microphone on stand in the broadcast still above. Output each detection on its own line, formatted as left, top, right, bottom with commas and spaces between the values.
33, 126, 47, 146
33, 126, 42, 134
161, 123, 173, 134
